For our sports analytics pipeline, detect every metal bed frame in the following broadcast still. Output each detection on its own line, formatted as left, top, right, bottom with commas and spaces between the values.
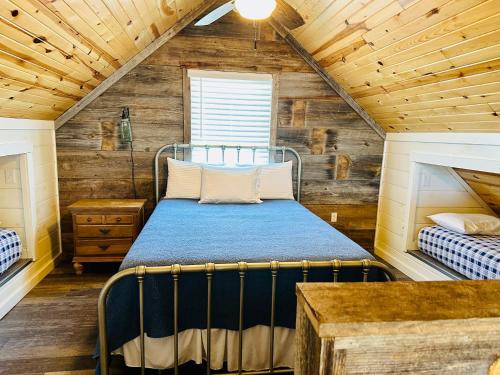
98, 144, 397, 375
155, 144, 303, 203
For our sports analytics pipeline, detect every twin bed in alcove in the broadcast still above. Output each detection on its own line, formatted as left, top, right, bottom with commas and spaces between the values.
0, 229, 22, 277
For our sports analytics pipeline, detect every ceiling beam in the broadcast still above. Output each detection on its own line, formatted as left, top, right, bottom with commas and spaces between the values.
55, 0, 225, 129
269, 20, 386, 139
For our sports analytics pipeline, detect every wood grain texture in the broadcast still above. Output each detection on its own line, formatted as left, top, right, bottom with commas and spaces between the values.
289, 0, 500, 133
296, 280, 500, 375
454, 168, 500, 215
55, 13, 384, 257
2, 0, 499, 133
0, 0, 202, 120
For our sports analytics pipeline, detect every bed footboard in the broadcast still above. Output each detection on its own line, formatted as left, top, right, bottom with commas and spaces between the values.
97, 259, 396, 375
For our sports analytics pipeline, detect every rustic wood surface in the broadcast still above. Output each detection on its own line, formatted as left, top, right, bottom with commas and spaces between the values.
296, 280, 500, 375
0, 0, 206, 120
69, 199, 146, 274
2, 0, 498, 133
0, 0, 500, 132
455, 168, 500, 216
289, 0, 500, 133
298, 281, 500, 334
56, 13, 384, 258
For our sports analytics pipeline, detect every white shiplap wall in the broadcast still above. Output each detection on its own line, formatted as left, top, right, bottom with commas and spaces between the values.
0, 118, 61, 318
0, 155, 25, 248
375, 133, 500, 281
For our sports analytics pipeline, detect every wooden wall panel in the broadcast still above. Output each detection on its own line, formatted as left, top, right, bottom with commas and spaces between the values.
289, 0, 500, 132
455, 168, 500, 215
56, 14, 384, 257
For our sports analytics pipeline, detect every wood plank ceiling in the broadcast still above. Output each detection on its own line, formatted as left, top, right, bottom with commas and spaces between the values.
0, 0, 499, 133
288, 0, 500, 132
0, 0, 202, 120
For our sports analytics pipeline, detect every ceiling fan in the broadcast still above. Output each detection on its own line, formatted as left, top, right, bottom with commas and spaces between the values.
195, 0, 305, 30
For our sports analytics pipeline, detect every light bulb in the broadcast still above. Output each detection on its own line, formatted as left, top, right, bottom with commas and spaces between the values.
234, 0, 277, 20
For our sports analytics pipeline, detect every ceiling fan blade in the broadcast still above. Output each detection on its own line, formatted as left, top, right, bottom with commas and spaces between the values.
273, 0, 305, 30
195, 1, 235, 26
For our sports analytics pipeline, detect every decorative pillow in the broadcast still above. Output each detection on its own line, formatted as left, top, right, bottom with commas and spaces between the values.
165, 158, 202, 199
258, 161, 294, 200
199, 166, 262, 204
428, 213, 500, 235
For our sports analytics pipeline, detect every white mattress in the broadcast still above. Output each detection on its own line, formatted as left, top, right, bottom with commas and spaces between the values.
112, 325, 295, 371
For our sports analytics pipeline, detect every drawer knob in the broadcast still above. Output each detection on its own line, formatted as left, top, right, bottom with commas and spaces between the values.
116, 217, 122, 222
87, 217, 92, 222
98, 244, 110, 251
99, 228, 111, 235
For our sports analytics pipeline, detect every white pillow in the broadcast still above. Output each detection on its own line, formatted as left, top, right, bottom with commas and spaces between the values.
258, 161, 294, 200
428, 213, 500, 235
199, 166, 262, 204
165, 158, 202, 199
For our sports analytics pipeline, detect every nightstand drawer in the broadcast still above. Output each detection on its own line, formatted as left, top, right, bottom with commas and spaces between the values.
75, 239, 132, 256
69, 198, 147, 274
77, 225, 135, 238
104, 214, 134, 224
75, 215, 103, 225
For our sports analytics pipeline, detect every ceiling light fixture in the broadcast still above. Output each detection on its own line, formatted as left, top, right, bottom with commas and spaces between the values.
234, 0, 277, 20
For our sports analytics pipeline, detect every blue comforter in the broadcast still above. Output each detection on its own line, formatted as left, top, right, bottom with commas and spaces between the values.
97, 200, 380, 371
122, 199, 372, 267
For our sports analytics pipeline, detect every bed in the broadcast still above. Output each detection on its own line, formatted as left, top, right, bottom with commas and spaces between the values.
97, 144, 396, 375
418, 225, 500, 280
0, 228, 22, 275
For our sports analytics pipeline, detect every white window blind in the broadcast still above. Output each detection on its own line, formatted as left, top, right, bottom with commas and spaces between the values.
189, 70, 273, 164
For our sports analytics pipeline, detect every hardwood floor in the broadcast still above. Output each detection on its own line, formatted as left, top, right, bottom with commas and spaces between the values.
0, 263, 123, 375
0, 261, 408, 375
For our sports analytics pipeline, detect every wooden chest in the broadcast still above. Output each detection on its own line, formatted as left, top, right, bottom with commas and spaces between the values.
296, 281, 500, 375
68, 199, 147, 274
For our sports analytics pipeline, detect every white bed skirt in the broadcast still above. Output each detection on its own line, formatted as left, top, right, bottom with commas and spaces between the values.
112, 325, 295, 371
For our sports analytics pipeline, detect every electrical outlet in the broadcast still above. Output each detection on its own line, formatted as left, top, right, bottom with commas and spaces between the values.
330, 212, 338, 223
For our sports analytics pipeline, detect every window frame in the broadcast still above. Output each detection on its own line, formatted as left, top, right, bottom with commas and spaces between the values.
182, 68, 279, 148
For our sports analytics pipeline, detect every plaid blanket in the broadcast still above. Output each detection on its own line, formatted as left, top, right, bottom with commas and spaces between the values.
418, 225, 500, 280
0, 228, 22, 274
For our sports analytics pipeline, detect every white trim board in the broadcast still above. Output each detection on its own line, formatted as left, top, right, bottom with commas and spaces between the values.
410, 153, 500, 174
375, 245, 452, 281
386, 133, 500, 145
0, 118, 54, 130
0, 251, 61, 319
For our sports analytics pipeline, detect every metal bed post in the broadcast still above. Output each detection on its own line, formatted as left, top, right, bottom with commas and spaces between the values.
237, 262, 247, 375
269, 261, 279, 373
137, 265, 146, 375
172, 264, 181, 375
205, 263, 215, 375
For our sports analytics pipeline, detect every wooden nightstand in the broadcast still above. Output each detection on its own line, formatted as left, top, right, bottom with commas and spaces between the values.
68, 199, 147, 275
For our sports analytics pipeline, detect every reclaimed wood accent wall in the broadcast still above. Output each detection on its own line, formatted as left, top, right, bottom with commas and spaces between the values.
455, 169, 500, 216
56, 14, 384, 256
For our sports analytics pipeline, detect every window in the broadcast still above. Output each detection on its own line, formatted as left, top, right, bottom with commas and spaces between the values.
187, 70, 274, 164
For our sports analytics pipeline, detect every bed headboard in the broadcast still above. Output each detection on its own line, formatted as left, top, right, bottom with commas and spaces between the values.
154, 144, 303, 204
